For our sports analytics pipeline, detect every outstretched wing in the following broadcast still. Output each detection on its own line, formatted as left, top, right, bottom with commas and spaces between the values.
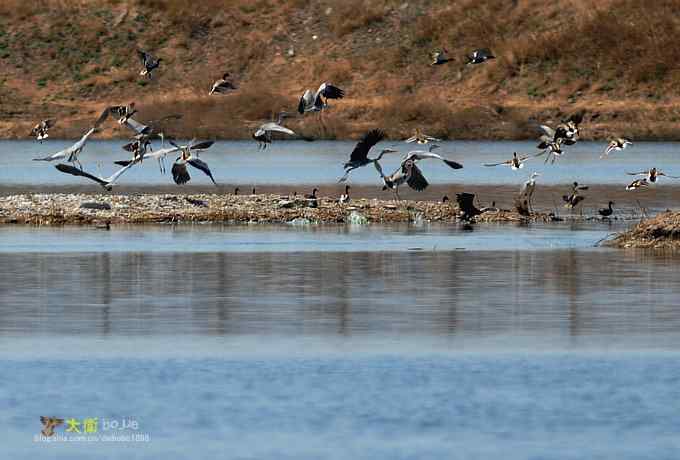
188, 158, 217, 185
137, 49, 150, 64
54, 163, 108, 187
405, 162, 429, 191
259, 122, 295, 136
405, 151, 463, 169
320, 83, 344, 100
349, 129, 385, 162
189, 140, 215, 151
539, 125, 556, 139
483, 160, 509, 167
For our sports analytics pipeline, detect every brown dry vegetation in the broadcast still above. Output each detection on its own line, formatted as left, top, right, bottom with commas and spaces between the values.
610, 211, 680, 249
0, 0, 680, 140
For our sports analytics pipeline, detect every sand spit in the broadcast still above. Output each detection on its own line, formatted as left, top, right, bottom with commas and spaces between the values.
0, 193, 564, 226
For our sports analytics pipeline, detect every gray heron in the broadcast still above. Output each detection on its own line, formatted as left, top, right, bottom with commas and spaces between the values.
297, 82, 344, 114
170, 140, 217, 186
253, 112, 296, 149
54, 162, 134, 191
339, 129, 398, 182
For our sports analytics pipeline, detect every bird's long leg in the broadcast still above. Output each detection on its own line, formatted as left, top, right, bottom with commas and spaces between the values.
395, 187, 401, 201
338, 167, 355, 183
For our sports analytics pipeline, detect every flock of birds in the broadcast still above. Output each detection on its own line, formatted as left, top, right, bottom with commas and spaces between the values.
25, 47, 675, 219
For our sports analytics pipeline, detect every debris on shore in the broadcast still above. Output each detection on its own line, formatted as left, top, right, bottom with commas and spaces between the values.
609, 211, 680, 249
0, 193, 557, 226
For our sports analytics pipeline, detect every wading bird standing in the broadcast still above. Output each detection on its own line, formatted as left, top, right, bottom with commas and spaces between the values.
30, 119, 55, 143
339, 129, 398, 182
484, 152, 531, 170
602, 137, 632, 158
339, 185, 351, 204
138, 50, 161, 78
298, 82, 345, 114
253, 112, 296, 150
209, 72, 237, 95
519, 172, 540, 213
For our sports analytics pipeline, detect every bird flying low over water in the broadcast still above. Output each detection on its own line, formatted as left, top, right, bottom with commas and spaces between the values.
562, 182, 588, 208
210, 72, 238, 95
170, 140, 217, 186
298, 82, 345, 114
534, 136, 563, 164
106, 103, 137, 125
627, 167, 679, 184
253, 112, 296, 149
33, 109, 108, 168
404, 128, 442, 144
430, 49, 452, 65
626, 178, 649, 190
54, 162, 134, 191
375, 145, 463, 200
339, 129, 398, 182
602, 137, 632, 158
484, 152, 531, 170
138, 50, 161, 78
466, 48, 495, 65
30, 119, 55, 143
456, 193, 495, 221
598, 201, 614, 217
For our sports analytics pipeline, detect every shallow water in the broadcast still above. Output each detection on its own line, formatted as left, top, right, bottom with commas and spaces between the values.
3, 224, 680, 459
2, 139, 680, 186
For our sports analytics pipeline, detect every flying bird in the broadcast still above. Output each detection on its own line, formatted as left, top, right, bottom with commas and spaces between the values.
138, 50, 161, 78
253, 112, 296, 149
534, 136, 563, 164
33, 109, 108, 168
298, 82, 345, 114
626, 178, 649, 190
376, 158, 429, 200
456, 193, 495, 221
626, 167, 680, 184
170, 140, 217, 185
106, 103, 137, 125
404, 128, 441, 144
466, 48, 495, 65
602, 137, 632, 158
30, 119, 55, 143
562, 182, 588, 208
54, 162, 134, 191
210, 72, 237, 95
339, 129, 398, 182
484, 152, 531, 170
430, 49, 452, 65
402, 145, 463, 170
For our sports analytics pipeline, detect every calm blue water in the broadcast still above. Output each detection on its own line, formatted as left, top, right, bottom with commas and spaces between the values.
2, 224, 680, 458
2, 139, 680, 186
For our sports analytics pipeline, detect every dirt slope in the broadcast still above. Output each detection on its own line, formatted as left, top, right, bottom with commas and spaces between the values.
0, 0, 679, 140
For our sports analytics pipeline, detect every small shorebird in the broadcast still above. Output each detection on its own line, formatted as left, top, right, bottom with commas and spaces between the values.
33, 109, 108, 168
253, 112, 296, 149
404, 128, 441, 144
30, 119, 56, 143
54, 162, 134, 191
339, 185, 351, 204
170, 140, 217, 185
298, 82, 345, 114
602, 137, 632, 158
598, 201, 614, 218
562, 182, 588, 208
484, 152, 531, 170
209, 72, 237, 95
339, 129, 398, 182
430, 48, 452, 65
626, 178, 649, 190
466, 48, 495, 65
138, 50, 161, 78
627, 167, 680, 184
